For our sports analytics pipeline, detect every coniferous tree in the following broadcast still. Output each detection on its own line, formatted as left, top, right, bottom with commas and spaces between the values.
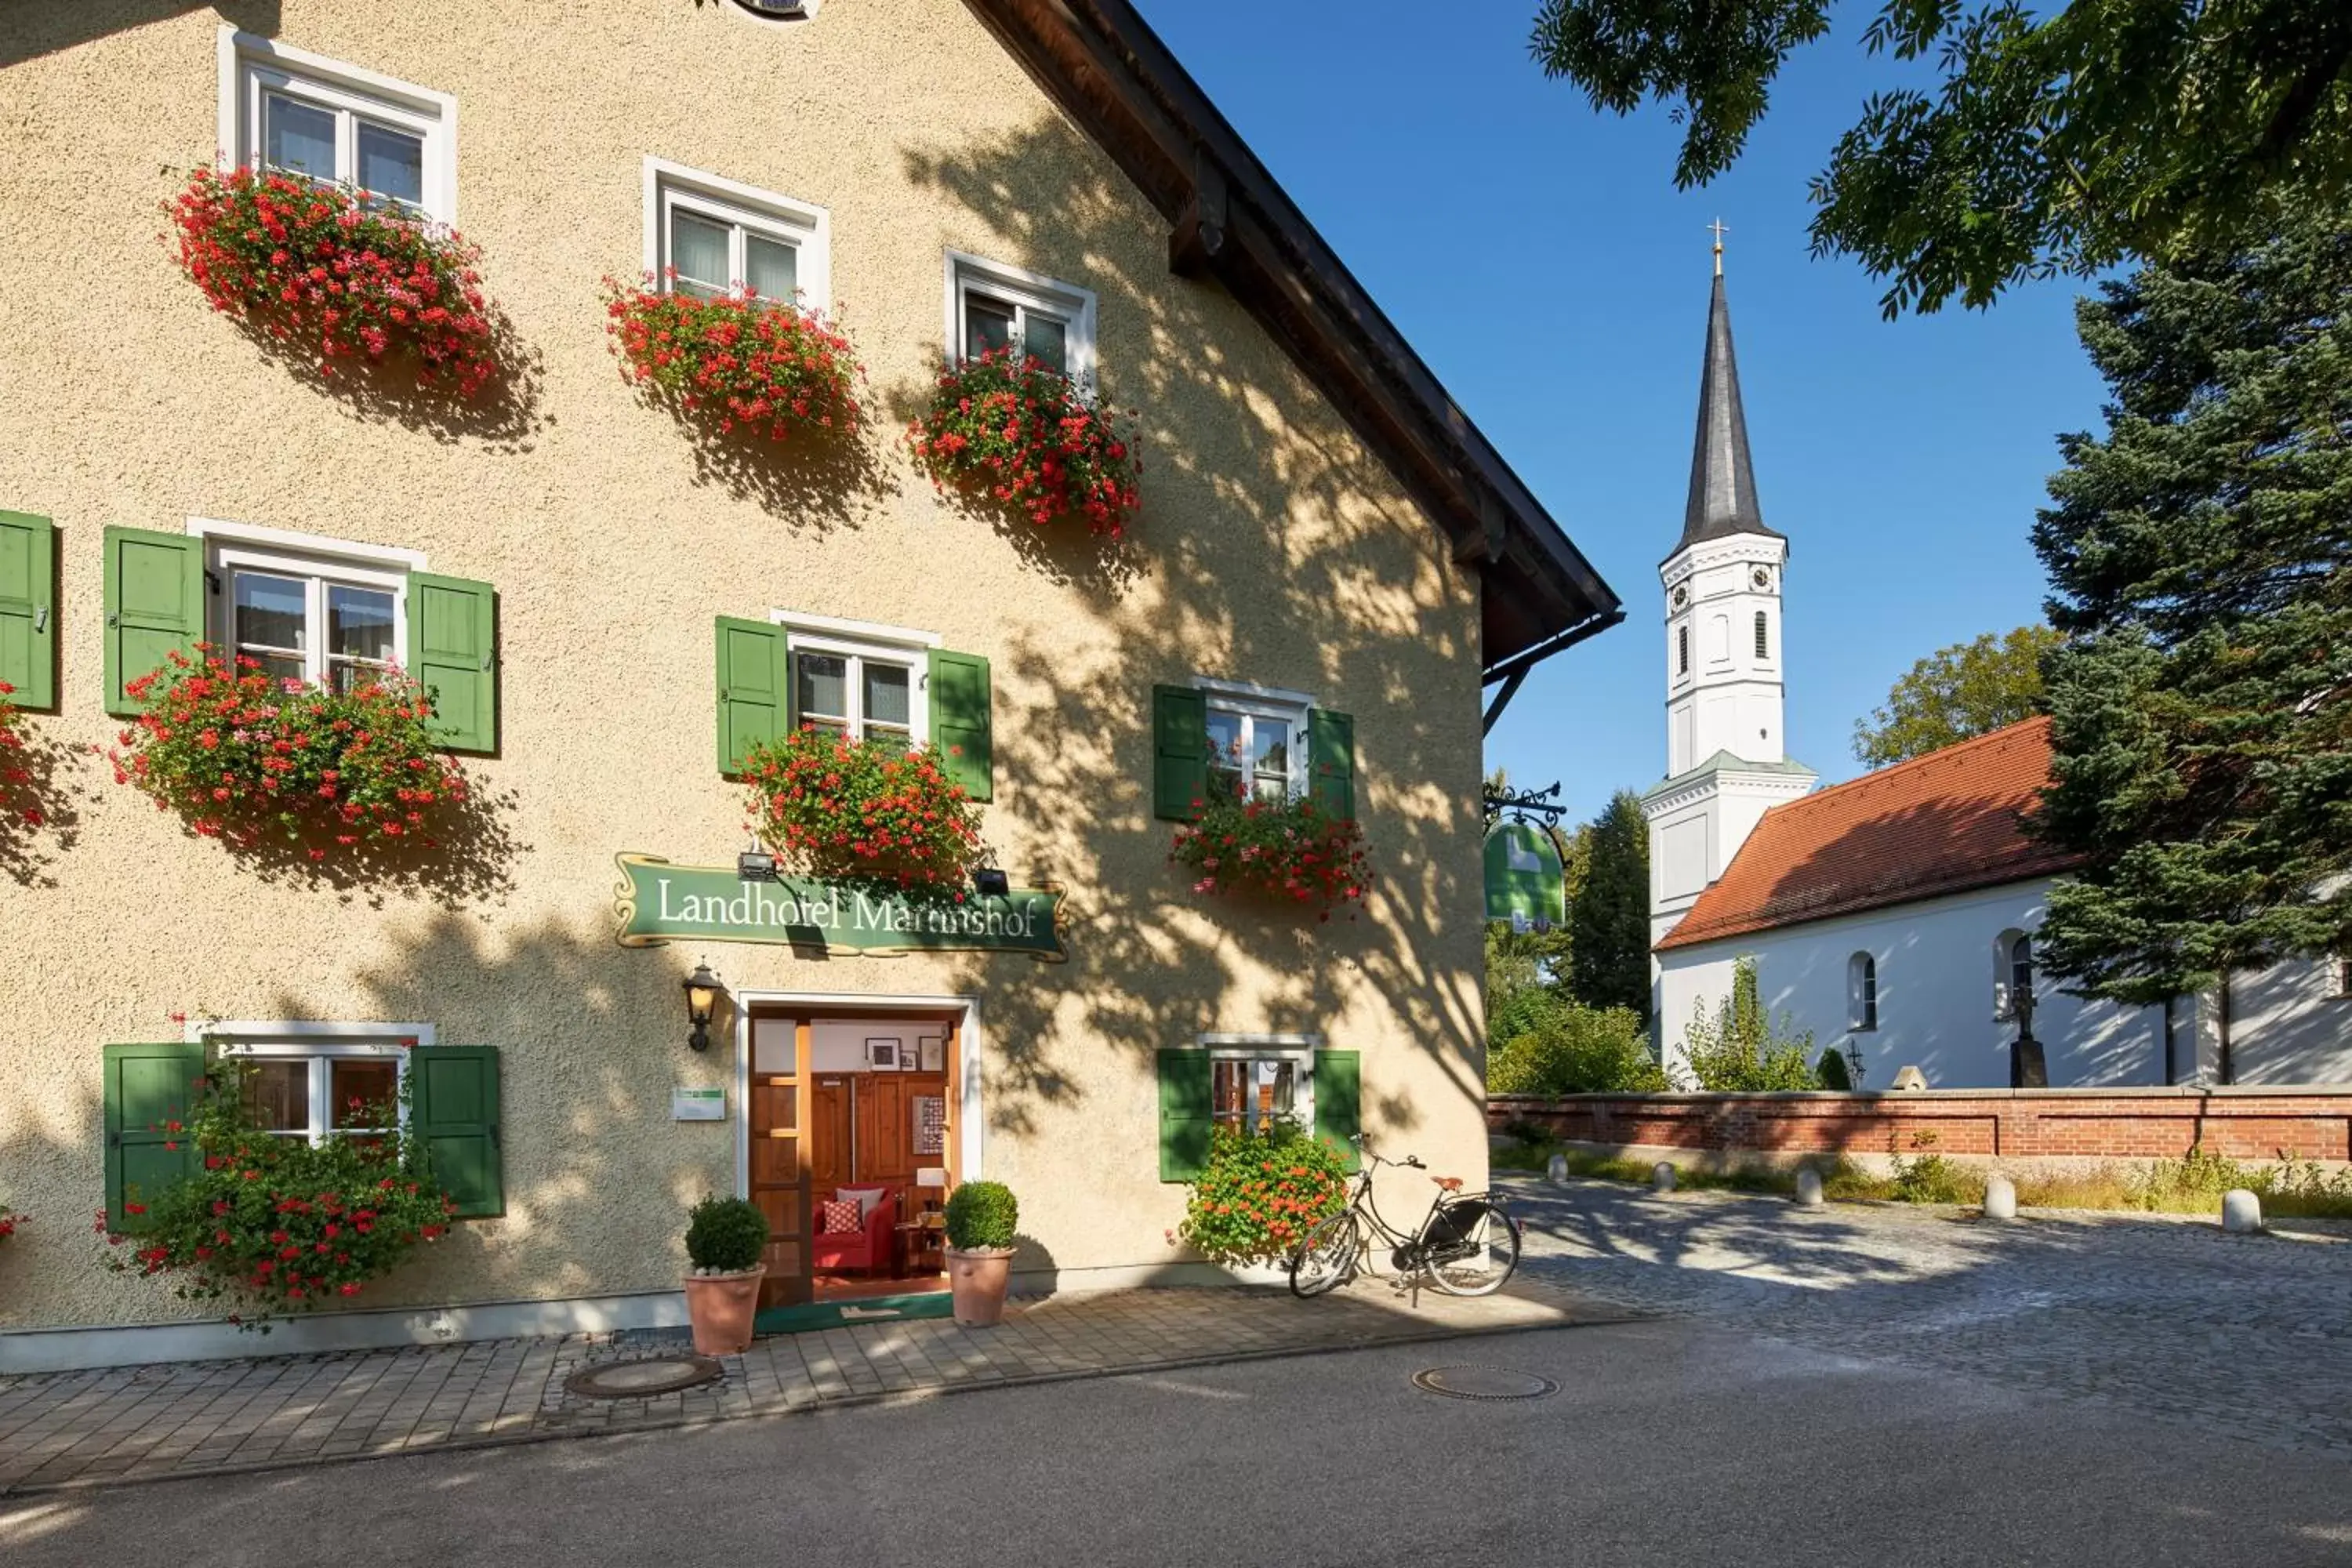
2029, 206, 2352, 1004
1569, 790, 1651, 1023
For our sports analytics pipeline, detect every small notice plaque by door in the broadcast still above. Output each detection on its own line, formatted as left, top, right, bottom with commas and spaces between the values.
914, 1094, 946, 1156
672, 1087, 726, 1122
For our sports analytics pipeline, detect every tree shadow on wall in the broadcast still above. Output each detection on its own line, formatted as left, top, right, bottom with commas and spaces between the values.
0, 0, 282, 68
0, 717, 90, 887
901, 118, 1491, 1145
633, 394, 894, 535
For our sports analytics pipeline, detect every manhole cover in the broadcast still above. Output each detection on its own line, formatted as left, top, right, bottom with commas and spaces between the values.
1410, 1364, 1559, 1402
563, 1355, 723, 1400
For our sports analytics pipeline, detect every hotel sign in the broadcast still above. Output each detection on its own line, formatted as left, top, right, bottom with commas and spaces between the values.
614, 855, 1066, 961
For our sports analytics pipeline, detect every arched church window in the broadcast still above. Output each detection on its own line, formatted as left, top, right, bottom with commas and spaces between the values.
1677, 624, 1689, 675
1754, 611, 1769, 659
1849, 953, 1878, 1031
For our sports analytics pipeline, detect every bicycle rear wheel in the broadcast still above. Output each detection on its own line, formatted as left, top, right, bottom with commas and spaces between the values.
1423, 1200, 1520, 1297
1288, 1210, 1359, 1298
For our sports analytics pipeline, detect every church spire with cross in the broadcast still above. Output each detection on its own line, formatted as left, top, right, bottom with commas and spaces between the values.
1675, 225, 1783, 559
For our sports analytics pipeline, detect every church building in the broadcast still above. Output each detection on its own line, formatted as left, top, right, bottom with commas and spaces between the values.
1642, 257, 2350, 1090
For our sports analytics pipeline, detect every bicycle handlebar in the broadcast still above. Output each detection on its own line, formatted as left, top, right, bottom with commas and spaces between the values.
1348, 1133, 1425, 1171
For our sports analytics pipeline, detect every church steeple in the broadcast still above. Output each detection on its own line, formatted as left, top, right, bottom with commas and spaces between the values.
1674, 269, 1784, 560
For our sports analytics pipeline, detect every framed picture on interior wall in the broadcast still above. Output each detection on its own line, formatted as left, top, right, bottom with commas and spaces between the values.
866, 1038, 900, 1069
898, 1043, 920, 1069
918, 1036, 944, 1073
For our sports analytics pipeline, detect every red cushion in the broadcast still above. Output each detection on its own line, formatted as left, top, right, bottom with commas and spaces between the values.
819, 1200, 862, 1235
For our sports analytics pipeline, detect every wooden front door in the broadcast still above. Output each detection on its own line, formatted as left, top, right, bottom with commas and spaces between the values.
748, 1016, 812, 1309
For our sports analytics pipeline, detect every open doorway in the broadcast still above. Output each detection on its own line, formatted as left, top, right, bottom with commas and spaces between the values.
745, 1009, 960, 1312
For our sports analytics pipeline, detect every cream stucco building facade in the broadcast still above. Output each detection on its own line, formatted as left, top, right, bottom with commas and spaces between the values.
0, 0, 1618, 1370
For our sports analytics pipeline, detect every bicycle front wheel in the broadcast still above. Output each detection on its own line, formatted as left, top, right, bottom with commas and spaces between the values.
1423, 1200, 1521, 1298
1288, 1210, 1359, 1298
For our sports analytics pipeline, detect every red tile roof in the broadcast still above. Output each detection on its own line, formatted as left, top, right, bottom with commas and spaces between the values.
1656, 717, 2078, 951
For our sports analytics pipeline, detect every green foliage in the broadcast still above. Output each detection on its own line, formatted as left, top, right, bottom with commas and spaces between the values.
1528, 0, 2352, 315
739, 728, 984, 892
944, 1180, 1019, 1251
1852, 626, 2060, 768
1814, 1048, 1853, 1091
684, 1194, 769, 1272
1171, 791, 1373, 918
1675, 957, 1819, 1091
98, 1065, 457, 1326
1887, 1131, 1980, 1205
1176, 1122, 1352, 1263
1569, 790, 1651, 1022
1487, 1002, 1668, 1095
2028, 208, 2352, 1004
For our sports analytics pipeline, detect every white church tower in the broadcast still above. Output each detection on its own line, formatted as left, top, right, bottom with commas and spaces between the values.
1642, 244, 1818, 967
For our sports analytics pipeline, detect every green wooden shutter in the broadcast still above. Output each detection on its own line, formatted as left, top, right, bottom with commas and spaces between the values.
1152, 684, 1209, 822
0, 511, 56, 710
406, 572, 497, 753
1316, 1049, 1362, 1173
103, 1043, 206, 1232
1156, 1048, 1213, 1182
410, 1046, 503, 1219
1308, 708, 1356, 819
103, 526, 204, 717
715, 616, 789, 777
929, 648, 993, 801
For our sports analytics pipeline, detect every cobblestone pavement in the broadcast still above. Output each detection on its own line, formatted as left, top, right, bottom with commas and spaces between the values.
1505, 1176, 2352, 1457
0, 1277, 1607, 1494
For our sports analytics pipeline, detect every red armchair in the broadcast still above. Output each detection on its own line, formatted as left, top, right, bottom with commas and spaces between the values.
812, 1192, 897, 1276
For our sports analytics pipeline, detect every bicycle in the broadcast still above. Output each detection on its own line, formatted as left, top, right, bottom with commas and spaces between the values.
1288, 1134, 1521, 1298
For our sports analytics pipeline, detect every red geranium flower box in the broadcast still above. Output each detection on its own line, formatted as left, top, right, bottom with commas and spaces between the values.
740, 728, 983, 891
1171, 793, 1372, 920
601, 274, 865, 442
906, 349, 1142, 536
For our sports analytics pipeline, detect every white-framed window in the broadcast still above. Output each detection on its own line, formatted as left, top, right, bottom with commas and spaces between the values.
203, 1023, 432, 1146
1201, 1034, 1320, 1137
946, 251, 1097, 386
2337, 949, 2352, 1000
642, 158, 830, 308
1994, 928, 2036, 1019
1849, 952, 1879, 1032
771, 611, 938, 754
1193, 677, 1310, 803
189, 519, 421, 692
216, 29, 458, 222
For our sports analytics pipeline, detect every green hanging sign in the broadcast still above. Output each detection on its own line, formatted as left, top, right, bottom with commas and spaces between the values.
613, 855, 1066, 960
1483, 821, 1564, 927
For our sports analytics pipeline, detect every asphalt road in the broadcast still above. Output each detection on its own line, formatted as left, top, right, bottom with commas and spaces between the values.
5, 1315, 2347, 1566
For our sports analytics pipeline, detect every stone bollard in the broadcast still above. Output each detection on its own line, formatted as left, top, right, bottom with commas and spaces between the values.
1652, 1162, 1677, 1193
2222, 1189, 2264, 1235
1982, 1174, 2018, 1221
1546, 1153, 1569, 1185
1793, 1167, 1824, 1208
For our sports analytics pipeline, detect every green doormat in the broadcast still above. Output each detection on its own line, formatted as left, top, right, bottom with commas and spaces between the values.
755, 1290, 954, 1335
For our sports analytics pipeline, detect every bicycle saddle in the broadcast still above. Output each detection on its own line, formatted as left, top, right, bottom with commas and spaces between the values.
1431, 1175, 1465, 1192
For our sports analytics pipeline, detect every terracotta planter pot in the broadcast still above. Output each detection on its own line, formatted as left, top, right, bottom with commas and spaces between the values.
945, 1245, 1017, 1327
682, 1265, 767, 1355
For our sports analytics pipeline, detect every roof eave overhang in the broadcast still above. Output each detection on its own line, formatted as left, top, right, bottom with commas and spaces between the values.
961, 0, 1622, 673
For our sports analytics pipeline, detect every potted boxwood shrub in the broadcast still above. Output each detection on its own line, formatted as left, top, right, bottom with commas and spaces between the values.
942, 1180, 1018, 1327
682, 1193, 768, 1355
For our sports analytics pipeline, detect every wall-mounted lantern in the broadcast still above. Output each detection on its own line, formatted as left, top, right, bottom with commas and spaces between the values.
683, 960, 727, 1053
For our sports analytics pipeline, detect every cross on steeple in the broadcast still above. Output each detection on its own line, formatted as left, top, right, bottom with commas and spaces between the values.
1708, 218, 1729, 276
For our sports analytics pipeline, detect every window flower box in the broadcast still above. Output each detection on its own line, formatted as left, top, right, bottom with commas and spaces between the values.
740, 728, 984, 892
166, 165, 502, 396
1175, 1122, 1350, 1264
97, 1063, 456, 1325
1171, 793, 1371, 920
906, 348, 1142, 536
601, 275, 865, 443
109, 648, 471, 862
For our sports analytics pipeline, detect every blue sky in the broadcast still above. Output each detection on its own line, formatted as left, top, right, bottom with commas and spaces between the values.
1135, 0, 2112, 824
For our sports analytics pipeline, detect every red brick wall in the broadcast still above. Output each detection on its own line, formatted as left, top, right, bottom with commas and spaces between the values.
1487, 1090, 2352, 1162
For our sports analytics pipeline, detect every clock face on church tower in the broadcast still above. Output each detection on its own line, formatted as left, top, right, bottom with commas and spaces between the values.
1671, 584, 1689, 610
1751, 566, 1772, 591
